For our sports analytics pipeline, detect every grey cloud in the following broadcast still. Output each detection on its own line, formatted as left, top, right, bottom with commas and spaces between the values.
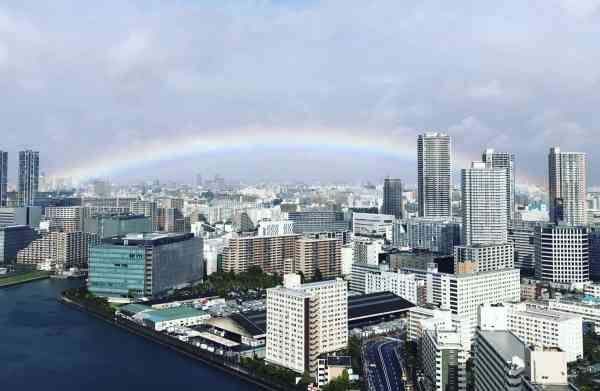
1, 0, 600, 184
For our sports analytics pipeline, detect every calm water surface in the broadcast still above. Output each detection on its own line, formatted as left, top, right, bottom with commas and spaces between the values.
0, 279, 259, 390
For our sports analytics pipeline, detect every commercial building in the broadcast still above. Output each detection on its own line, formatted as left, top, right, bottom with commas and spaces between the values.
421, 326, 468, 391
88, 233, 203, 298
119, 304, 210, 331
434, 268, 521, 340
364, 269, 423, 304
222, 234, 299, 274
16, 231, 98, 272
289, 237, 342, 280
548, 147, 587, 225
382, 178, 403, 219
0, 225, 40, 264
461, 161, 508, 245
479, 303, 583, 362
0, 150, 6, 207
288, 211, 348, 233
534, 224, 589, 287
84, 214, 152, 239
18, 150, 39, 207
509, 221, 537, 275
417, 132, 452, 218
352, 212, 394, 239
405, 217, 461, 255
482, 149, 515, 225
266, 275, 347, 375
453, 243, 514, 274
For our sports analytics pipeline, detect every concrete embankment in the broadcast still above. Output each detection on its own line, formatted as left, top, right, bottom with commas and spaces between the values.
58, 294, 299, 391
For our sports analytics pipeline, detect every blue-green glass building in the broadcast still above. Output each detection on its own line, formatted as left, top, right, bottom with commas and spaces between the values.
88, 232, 203, 298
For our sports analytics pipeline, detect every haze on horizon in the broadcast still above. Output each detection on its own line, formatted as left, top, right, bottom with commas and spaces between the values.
2, 0, 600, 185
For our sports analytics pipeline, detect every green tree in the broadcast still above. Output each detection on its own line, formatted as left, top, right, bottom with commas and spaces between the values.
322, 370, 350, 391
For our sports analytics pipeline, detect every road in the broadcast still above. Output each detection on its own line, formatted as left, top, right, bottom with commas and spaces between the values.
363, 339, 406, 391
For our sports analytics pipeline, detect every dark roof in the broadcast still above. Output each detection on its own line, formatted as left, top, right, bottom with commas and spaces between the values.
230, 310, 267, 337
326, 356, 352, 367
348, 292, 415, 321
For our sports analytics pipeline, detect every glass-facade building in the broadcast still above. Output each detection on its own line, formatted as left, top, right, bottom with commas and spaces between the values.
88, 233, 203, 298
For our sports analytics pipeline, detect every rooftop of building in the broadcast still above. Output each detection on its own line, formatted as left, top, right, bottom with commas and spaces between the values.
228, 310, 267, 337
143, 306, 208, 322
478, 330, 526, 364
101, 232, 195, 246
324, 356, 352, 367
348, 291, 415, 321
86, 213, 149, 220
120, 303, 152, 316
455, 242, 513, 249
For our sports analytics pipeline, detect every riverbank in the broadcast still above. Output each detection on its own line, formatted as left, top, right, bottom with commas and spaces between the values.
0, 271, 50, 288
58, 293, 301, 391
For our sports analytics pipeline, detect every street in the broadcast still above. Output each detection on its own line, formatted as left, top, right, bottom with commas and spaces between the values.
363, 339, 406, 391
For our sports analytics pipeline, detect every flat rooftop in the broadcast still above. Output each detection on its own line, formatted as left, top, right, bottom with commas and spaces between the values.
102, 232, 195, 246
478, 330, 526, 363
144, 307, 208, 322
348, 292, 415, 321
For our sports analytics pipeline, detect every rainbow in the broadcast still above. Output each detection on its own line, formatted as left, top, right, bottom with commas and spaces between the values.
53, 126, 538, 184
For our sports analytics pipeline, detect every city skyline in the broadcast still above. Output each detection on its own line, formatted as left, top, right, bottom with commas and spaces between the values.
2, 1, 600, 183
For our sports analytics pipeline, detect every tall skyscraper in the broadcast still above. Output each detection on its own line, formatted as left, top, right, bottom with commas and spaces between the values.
0, 151, 7, 207
548, 147, 587, 225
461, 161, 508, 245
382, 177, 403, 219
417, 133, 452, 218
482, 148, 515, 224
18, 150, 39, 207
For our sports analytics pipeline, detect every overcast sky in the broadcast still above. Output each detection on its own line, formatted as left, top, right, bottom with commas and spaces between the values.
1, 0, 600, 185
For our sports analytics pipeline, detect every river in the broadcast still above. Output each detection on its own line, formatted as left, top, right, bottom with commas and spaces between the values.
0, 278, 260, 390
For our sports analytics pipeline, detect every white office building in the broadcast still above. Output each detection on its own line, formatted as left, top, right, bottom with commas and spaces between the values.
266, 275, 348, 375
364, 270, 422, 304
461, 161, 508, 246
433, 269, 521, 341
535, 224, 589, 287
352, 212, 394, 239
